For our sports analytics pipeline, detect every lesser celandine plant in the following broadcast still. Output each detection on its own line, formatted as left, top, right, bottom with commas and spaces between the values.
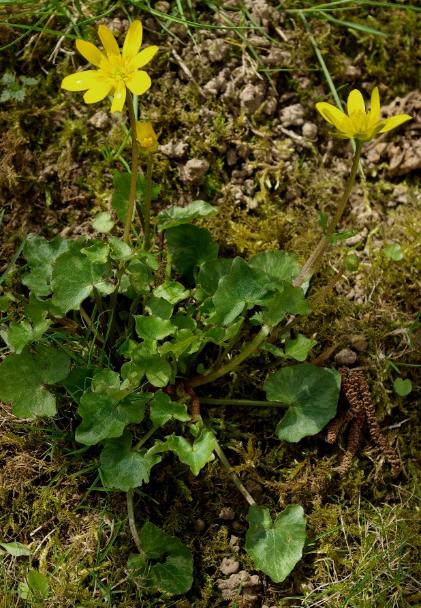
0, 19, 412, 596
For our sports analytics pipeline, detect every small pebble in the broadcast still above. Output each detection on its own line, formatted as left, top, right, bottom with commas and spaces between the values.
335, 348, 357, 365
219, 506, 235, 520
302, 121, 318, 140
194, 518, 206, 532
180, 158, 209, 184
219, 557, 240, 575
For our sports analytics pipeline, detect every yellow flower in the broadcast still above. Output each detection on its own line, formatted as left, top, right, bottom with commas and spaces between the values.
316, 87, 411, 142
61, 20, 158, 113
136, 120, 158, 152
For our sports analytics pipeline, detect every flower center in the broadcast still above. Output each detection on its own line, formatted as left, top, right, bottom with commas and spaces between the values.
102, 55, 133, 83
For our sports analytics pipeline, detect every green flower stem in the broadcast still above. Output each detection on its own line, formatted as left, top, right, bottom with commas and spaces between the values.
123, 92, 143, 244
134, 426, 157, 451
189, 324, 270, 388
79, 305, 104, 344
143, 152, 153, 250
200, 398, 288, 408
293, 140, 363, 288
127, 490, 145, 556
213, 438, 256, 506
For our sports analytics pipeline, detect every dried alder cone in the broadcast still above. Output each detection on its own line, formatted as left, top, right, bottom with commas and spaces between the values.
327, 367, 401, 476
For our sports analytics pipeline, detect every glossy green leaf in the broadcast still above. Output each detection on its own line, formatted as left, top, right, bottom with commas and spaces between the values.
92, 211, 114, 233
128, 522, 193, 594
0, 345, 70, 418
0, 542, 32, 557
157, 200, 216, 231
99, 432, 161, 491
261, 283, 310, 327
165, 429, 216, 475
285, 334, 316, 362
264, 364, 340, 442
158, 329, 203, 359
245, 504, 306, 583
51, 242, 114, 313
22, 235, 68, 297
212, 257, 268, 325
249, 250, 301, 287
76, 391, 149, 446
81, 241, 110, 264
109, 236, 132, 261
19, 570, 49, 600
150, 391, 190, 428
393, 377, 412, 396
196, 258, 233, 298
0, 318, 51, 354
153, 281, 190, 305
146, 296, 173, 319
144, 356, 173, 387
165, 224, 218, 280
126, 259, 152, 294
135, 315, 176, 341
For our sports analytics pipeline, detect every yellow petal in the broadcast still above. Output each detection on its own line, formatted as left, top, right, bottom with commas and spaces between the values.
316, 102, 347, 128
379, 114, 412, 133
98, 24, 120, 57
61, 70, 100, 91
83, 80, 112, 103
347, 89, 365, 116
334, 116, 355, 139
126, 70, 151, 96
111, 80, 126, 112
123, 20, 142, 59
369, 86, 380, 122
132, 45, 159, 69
75, 39, 106, 67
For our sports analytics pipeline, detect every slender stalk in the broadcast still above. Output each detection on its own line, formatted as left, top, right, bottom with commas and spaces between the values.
143, 153, 153, 250
200, 398, 288, 408
189, 324, 270, 388
134, 426, 156, 451
126, 490, 144, 555
123, 92, 142, 244
79, 305, 104, 344
293, 141, 362, 288
213, 439, 256, 506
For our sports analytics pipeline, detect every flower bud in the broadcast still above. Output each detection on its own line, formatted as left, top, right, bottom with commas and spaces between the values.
136, 120, 158, 152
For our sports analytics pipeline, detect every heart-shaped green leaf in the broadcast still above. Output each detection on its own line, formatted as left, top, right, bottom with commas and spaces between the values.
261, 283, 310, 327
21, 235, 68, 297
51, 242, 114, 313
245, 504, 306, 583
150, 391, 190, 428
165, 224, 218, 280
249, 250, 301, 287
99, 432, 161, 491
164, 429, 216, 475
393, 377, 412, 396
128, 522, 193, 594
135, 316, 176, 341
285, 334, 317, 361
0, 317, 51, 354
264, 364, 340, 442
212, 257, 268, 325
157, 200, 216, 230
0, 345, 70, 418
76, 391, 149, 445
